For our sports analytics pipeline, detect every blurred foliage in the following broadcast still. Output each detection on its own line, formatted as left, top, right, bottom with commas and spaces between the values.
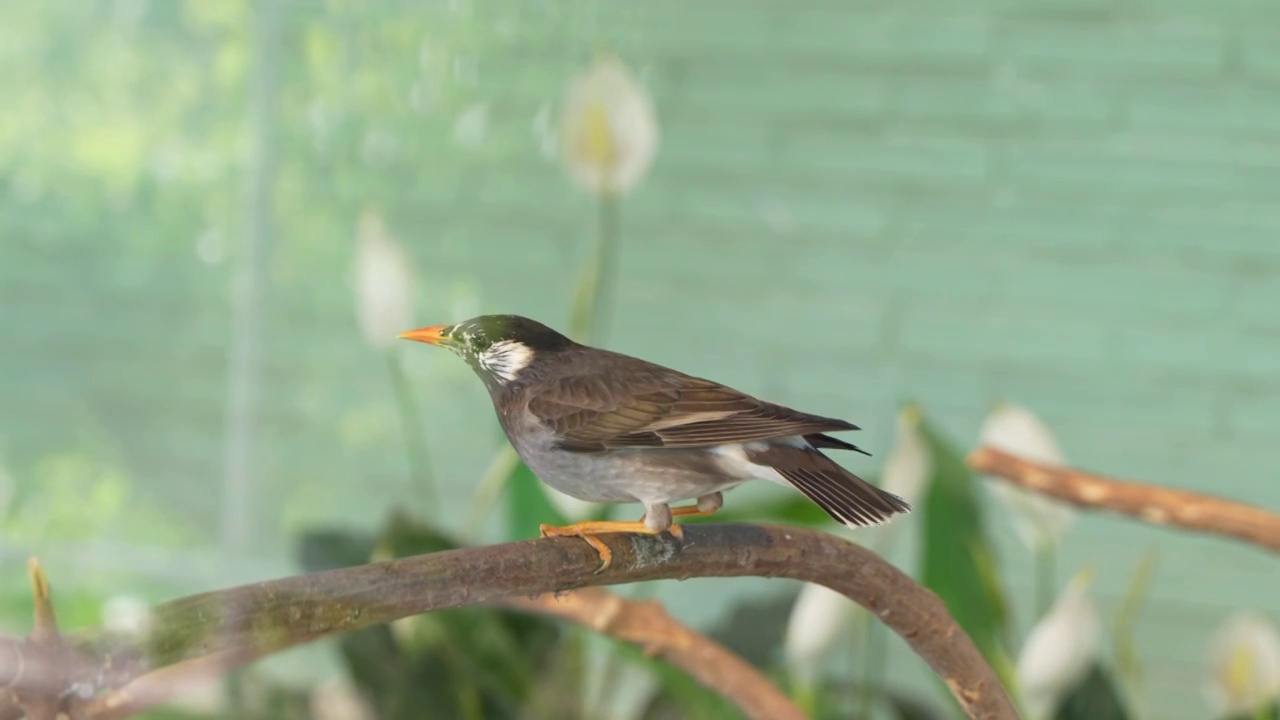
299, 514, 581, 720
295, 511, 792, 720
1052, 664, 1129, 720
1224, 705, 1280, 720
916, 419, 1015, 693
0, 0, 573, 545
506, 460, 572, 541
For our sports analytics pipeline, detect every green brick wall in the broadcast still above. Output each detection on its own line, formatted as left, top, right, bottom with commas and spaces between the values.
2, 1, 1278, 717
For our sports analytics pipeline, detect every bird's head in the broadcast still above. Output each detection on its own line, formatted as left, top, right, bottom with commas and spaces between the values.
398, 314, 574, 385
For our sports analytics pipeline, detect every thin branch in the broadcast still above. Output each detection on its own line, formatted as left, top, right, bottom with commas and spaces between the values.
969, 446, 1280, 553
0, 524, 1017, 720
500, 588, 804, 720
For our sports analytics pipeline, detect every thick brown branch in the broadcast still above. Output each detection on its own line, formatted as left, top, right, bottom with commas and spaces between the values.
501, 588, 804, 720
969, 446, 1280, 553
0, 524, 1017, 720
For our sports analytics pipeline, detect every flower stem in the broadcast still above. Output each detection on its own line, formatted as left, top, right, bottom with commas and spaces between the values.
858, 618, 887, 719
569, 194, 620, 344
1035, 541, 1057, 618
386, 348, 436, 514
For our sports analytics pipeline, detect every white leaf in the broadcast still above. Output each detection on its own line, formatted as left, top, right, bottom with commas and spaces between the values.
979, 402, 1075, 551
1204, 611, 1280, 716
558, 53, 659, 197
1016, 568, 1102, 720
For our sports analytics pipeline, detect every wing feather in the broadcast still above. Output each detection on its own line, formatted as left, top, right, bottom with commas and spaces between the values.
525, 365, 859, 452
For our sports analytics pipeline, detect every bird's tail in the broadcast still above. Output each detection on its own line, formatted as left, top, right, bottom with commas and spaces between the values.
746, 444, 910, 526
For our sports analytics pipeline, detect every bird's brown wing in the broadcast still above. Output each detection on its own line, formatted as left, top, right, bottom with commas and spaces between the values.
525, 364, 858, 453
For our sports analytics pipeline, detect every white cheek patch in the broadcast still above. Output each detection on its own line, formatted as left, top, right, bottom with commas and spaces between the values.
479, 340, 534, 382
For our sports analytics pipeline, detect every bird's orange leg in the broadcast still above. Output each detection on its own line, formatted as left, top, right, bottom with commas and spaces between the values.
669, 505, 718, 520
540, 493, 723, 573
669, 491, 723, 520
539, 520, 680, 573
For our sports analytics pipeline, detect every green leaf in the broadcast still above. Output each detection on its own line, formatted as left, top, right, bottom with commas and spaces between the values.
789, 679, 953, 720
916, 418, 1016, 693
1223, 703, 1280, 720
638, 656, 749, 720
706, 592, 797, 668
506, 459, 571, 541
1112, 546, 1159, 703
878, 691, 953, 720
1054, 663, 1131, 720
713, 491, 846, 528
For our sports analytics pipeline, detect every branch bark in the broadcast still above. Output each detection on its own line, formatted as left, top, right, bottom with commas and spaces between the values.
0, 524, 1018, 720
969, 446, 1280, 553
500, 588, 803, 720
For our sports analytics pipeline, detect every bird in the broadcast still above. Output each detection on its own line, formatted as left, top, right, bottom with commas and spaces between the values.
399, 314, 910, 570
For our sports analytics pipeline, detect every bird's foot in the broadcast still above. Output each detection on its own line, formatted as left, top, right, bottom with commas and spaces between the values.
539, 520, 683, 574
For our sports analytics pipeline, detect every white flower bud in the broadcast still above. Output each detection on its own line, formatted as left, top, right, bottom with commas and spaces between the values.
558, 53, 659, 197
1204, 611, 1280, 717
783, 582, 854, 687
1016, 568, 1102, 720
879, 403, 932, 510
979, 402, 1075, 551
352, 210, 415, 350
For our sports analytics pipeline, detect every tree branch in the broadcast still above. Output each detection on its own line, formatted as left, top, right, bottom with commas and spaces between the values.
969, 446, 1280, 553
500, 588, 804, 720
0, 524, 1017, 720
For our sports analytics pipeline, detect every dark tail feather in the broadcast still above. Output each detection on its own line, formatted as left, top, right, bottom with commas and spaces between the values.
804, 433, 872, 457
748, 445, 910, 526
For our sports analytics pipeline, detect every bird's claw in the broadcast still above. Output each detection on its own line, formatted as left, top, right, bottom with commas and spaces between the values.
538, 519, 690, 574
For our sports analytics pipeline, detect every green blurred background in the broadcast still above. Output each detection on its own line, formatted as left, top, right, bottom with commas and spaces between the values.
1, 1, 1278, 719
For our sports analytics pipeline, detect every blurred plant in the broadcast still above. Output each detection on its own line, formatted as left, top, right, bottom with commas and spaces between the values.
102, 594, 152, 637
979, 401, 1075, 614
784, 582, 854, 712
299, 515, 579, 720
309, 677, 377, 720
352, 208, 436, 512
1204, 611, 1280, 720
1015, 568, 1102, 720
561, 50, 659, 345
0, 451, 13, 525
558, 51, 659, 200
851, 402, 934, 716
918, 412, 1017, 696
542, 485, 602, 524
353, 209, 415, 352
1111, 548, 1159, 718
5, 448, 195, 548
876, 402, 934, 539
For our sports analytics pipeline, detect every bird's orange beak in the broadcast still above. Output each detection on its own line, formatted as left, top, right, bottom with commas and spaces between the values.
398, 325, 450, 345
